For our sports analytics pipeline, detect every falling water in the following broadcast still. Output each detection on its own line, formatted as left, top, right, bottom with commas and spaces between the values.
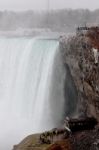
0, 37, 68, 150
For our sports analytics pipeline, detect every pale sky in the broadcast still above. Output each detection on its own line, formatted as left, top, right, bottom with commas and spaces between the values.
0, 0, 99, 11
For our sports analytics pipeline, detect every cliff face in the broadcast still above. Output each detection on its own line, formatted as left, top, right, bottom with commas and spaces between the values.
60, 30, 99, 121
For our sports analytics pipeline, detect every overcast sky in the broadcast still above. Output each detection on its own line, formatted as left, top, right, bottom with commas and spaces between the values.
0, 0, 99, 11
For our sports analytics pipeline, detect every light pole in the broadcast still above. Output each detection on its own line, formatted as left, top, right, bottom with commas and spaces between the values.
47, 0, 50, 27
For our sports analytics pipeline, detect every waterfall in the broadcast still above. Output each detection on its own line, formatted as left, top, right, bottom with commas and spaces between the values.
0, 37, 68, 150
0, 37, 78, 150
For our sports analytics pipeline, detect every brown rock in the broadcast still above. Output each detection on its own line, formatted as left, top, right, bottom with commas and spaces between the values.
83, 81, 93, 96
47, 140, 72, 150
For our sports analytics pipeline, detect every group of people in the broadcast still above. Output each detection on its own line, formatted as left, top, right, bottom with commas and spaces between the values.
39, 117, 71, 144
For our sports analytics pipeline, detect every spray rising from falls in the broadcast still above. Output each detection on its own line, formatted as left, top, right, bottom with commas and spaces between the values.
0, 37, 69, 150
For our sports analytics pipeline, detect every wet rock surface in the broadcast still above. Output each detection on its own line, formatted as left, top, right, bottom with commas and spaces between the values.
70, 128, 99, 150
60, 28, 99, 120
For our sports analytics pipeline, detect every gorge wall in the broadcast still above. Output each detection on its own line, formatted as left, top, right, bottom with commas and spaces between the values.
60, 29, 99, 121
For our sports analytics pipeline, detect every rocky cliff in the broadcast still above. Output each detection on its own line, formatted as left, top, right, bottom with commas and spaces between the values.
60, 27, 99, 120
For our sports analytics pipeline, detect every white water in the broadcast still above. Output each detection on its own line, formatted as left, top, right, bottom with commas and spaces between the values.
0, 37, 66, 150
